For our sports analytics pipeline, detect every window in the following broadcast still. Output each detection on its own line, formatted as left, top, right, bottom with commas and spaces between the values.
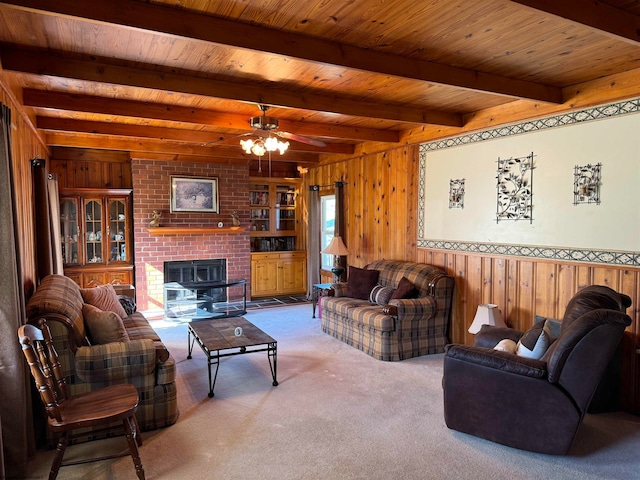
320, 195, 335, 270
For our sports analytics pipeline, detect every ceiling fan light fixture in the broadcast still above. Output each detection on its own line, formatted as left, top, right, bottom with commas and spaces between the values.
264, 136, 289, 154
240, 138, 255, 154
240, 136, 289, 156
252, 141, 267, 157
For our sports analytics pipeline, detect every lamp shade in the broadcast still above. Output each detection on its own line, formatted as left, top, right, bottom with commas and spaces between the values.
468, 304, 506, 334
322, 236, 349, 256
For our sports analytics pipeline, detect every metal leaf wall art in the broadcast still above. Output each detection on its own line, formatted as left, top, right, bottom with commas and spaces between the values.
573, 163, 601, 205
449, 178, 465, 209
496, 152, 534, 223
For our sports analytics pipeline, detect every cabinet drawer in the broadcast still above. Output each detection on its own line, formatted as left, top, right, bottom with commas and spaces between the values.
252, 253, 274, 261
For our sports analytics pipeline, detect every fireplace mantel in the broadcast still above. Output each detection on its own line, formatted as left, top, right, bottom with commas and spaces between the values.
147, 226, 247, 235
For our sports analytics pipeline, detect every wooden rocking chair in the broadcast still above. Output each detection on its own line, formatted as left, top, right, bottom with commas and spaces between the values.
18, 321, 145, 480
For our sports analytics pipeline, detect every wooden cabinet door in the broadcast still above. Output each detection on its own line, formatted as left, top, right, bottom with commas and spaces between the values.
106, 270, 132, 286
83, 271, 107, 287
251, 257, 279, 296
279, 254, 307, 294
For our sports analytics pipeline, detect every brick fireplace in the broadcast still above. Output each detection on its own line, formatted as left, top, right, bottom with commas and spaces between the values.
132, 159, 251, 313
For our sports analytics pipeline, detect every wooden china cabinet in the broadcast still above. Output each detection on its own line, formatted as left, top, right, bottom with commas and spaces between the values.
249, 178, 307, 297
59, 188, 134, 287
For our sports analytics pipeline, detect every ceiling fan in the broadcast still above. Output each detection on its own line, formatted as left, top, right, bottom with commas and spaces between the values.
204, 104, 326, 155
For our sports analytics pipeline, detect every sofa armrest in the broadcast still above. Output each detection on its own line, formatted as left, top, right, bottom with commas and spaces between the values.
74, 338, 157, 383
474, 325, 524, 348
445, 344, 547, 379
329, 282, 348, 298
156, 355, 176, 385
387, 296, 435, 322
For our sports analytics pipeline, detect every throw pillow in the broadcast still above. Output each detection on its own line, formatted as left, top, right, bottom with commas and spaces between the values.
516, 319, 553, 359
118, 295, 137, 316
390, 277, 418, 300
369, 284, 395, 306
345, 266, 380, 300
81, 284, 128, 319
494, 339, 517, 354
82, 304, 130, 345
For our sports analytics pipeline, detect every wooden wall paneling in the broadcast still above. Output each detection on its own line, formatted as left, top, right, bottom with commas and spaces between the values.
102, 161, 113, 188
619, 268, 639, 411
71, 160, 85, 188
463, 255, 484, 345
516, 261, 535, 331
350, 157, 364, 266
405, 147, 418, 260
87, 161, 103, 188
556, 263, 576, 320
576, 264, 593, 290
364, 155, 377, 262
315, 145, 419, 270
377, 153, 389, 259
452, 252, 468, 344
491, 257, 508, 314
420, 247, 640, 413
506, 259, 519, 328
0, 80, 47, 297
533, 262, 557, 319
388, 150, 399, 261
593, 267, 619, 291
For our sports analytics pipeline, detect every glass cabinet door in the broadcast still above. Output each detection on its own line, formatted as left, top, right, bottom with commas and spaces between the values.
84, 199, 103, 264
250, 208, 270, 232
275, 208, 296, 231
108, 198, 128, 262
60, 197, 80, 265
249, 184, 270, 232
275, 184, 296, 232
107, 198, 129, 262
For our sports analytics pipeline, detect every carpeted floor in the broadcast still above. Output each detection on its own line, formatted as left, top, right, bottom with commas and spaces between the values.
24, 303, 640, 480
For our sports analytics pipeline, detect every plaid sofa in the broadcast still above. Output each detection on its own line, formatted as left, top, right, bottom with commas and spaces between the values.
25, 274, 179, 442
320, 260, 454, 361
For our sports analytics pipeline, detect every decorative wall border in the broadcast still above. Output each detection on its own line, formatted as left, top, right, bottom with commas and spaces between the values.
419, 98, 640, 153
418, 97, 640, 267
418, 239, 640, 267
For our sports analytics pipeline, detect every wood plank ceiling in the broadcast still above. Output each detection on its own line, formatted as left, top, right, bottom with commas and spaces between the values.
0, 0, 638, 167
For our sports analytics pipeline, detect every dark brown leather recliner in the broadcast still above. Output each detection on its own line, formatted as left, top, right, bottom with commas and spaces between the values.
442, 285, 632, 455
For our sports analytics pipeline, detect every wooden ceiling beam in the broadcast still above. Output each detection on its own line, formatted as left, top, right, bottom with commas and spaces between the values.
44, 131, 320, 164
2, 46, 463, 127
0, 0, 562, 103
23, 89, 400, 143
35, 117, 356, 155
509, 0, 640, 46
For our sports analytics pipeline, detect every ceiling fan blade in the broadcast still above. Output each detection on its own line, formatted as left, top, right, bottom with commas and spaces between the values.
275, 131, 326, 147
202, 132, 251, 146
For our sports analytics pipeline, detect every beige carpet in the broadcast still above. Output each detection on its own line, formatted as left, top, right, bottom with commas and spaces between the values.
24, 304, 640, 480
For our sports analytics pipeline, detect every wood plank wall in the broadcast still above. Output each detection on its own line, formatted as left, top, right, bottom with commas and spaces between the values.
306, 145, 419, 283
0, 74, 48, 297
310, 144, 640, 413
49, 147, 132, 189
419, 248, 640, 413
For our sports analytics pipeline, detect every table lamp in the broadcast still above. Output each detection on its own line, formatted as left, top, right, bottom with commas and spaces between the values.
322, 236, 349, 282
468, 304, 506, 334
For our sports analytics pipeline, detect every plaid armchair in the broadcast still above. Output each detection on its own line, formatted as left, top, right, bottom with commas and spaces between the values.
25, 274, 178, 442
320, 260, 454, 361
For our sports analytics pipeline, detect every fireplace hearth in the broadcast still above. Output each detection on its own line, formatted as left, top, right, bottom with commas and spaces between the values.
164, 259, 227, 315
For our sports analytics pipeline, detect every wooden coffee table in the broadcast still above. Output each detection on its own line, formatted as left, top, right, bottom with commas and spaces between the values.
187, 317, 278, 398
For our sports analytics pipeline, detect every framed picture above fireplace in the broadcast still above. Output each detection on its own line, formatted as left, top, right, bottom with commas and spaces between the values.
170, 176, 219, 213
